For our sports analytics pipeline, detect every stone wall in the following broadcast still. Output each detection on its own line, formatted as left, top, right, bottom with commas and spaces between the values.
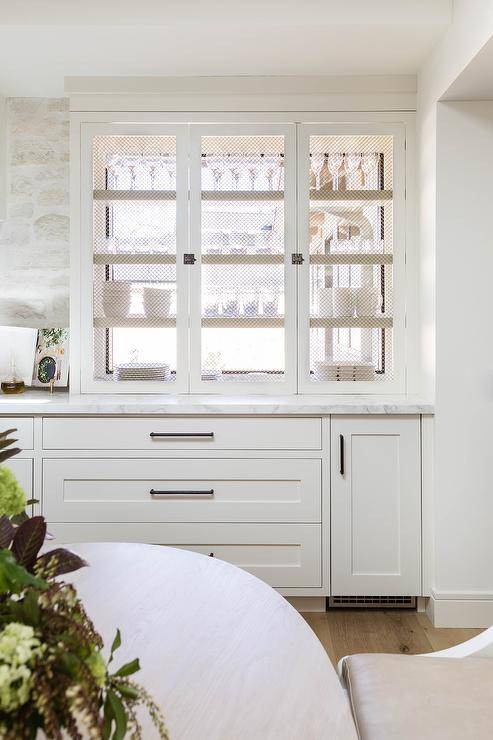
0, 98, 69, 327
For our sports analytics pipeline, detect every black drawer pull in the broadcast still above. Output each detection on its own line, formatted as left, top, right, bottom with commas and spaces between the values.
149, 432, 214, 438
339, 434, 345, 477
150, 489, 215, 496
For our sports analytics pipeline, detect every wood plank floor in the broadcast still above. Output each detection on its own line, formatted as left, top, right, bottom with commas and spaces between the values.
301, 609, 482, 667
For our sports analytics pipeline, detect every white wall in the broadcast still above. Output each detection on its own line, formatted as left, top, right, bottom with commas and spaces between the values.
433, 100, 493, 626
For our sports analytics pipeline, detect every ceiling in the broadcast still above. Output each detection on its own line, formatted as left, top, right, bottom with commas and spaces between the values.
0, 0, 452, 96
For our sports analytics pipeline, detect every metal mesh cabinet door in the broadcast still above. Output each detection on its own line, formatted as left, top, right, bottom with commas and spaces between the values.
297, 123, 406, 393
82, 125, 189, 392
189, 125, 296, 393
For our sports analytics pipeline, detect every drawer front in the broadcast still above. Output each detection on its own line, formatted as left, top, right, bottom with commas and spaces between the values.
4, 459, 33, 500
42, 417, 321, 451
43, 458, 321, 523
47, 523, 322, 588
0, 418, 33, 450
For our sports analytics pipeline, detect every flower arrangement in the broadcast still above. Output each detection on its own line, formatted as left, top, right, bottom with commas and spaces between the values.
0, 429, 169, 739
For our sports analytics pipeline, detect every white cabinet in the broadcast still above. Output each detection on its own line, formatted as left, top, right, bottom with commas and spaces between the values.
331, 416, 421, 596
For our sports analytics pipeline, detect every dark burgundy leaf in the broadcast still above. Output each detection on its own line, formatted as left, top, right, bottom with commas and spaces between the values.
0, 429, 17, 440
0, 438, 18, 450
36, 547, 88, 577
11, 516, 47, 570
0, 448, 21, 464
0, 516, 15, 549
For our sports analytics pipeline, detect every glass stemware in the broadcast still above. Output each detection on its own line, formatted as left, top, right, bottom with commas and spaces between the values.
310, 153, 325, 190
327, 153, 344, 191
343, 153, 362, 190
206, 156, 226, 191
361, 153, 380, 189
246, 155, 261, 191
161, 156, 176, 190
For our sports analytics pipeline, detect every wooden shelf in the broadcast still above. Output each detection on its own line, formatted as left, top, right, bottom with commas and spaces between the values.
310, 253, 393, 265
310, 189, 392, 202
201, 190, 284, 201
202, 317, 284, 328
94, 190, 176, 201
94, 253, 177, 265
94, 317, 176, 328
310, 316, 393, 329
202, 253, 284, 264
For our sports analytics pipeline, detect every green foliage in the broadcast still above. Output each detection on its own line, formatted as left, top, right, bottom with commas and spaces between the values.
41, 328, 68, 348
0, 467, 26, 517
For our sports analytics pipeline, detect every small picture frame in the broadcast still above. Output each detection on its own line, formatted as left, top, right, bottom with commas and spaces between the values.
32, 329, 69, 389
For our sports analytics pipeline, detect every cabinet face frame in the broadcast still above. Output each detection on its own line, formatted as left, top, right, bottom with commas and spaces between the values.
71, 111, 414, 395
297, 122, 407, 393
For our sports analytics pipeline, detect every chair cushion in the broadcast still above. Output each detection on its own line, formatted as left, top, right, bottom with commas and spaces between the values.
342, 653, 493, 740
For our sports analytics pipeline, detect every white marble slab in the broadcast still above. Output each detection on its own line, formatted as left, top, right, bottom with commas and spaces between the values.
0, 390, 434, 416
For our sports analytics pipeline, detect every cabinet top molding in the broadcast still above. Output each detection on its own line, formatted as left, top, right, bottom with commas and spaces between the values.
0, 392, 434, 416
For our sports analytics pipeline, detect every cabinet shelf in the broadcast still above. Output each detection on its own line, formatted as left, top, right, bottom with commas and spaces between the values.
202, 253, 284, 264
94, 190, 176, 201
94, 253, 177, 265
202, 317, 284, 328
94, 317, 177, 328
201, 190, 284, 201
310, 316, 393, 329
310, 189, 392, 202
310, 253, 393, 265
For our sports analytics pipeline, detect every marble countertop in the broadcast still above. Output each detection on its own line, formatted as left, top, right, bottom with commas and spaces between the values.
0, 390, 434, 415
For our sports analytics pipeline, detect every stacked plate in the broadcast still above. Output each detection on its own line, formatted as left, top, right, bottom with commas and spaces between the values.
114, 363, 171, 382
314, 361, 375, 382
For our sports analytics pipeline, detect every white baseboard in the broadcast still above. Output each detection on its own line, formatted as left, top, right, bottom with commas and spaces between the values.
286, 596, 326, 613
428, 592, 493, 628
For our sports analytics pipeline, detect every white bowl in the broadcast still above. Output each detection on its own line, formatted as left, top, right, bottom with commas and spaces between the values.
143, 287, 173, 318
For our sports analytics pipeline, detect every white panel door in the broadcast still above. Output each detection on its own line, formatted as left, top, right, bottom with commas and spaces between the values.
331, 416, 420, 595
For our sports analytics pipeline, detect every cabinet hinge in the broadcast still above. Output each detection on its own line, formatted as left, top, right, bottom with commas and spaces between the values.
291, 253, 304, 265
183, 253, 196, 265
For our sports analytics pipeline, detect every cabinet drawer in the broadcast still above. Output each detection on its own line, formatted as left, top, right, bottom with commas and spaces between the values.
43, 458, 321, 523
0, 418, 33, 450
42, 417, 321, 451
4, 459, 33, 500
47, 523, 322, 588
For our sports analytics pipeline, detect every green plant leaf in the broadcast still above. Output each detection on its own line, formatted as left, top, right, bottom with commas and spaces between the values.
0, 516, 15, 549
114, 658, 140, 678
114, 683, 140, 701
108, 689, 127, 740
36, 548, 88, 577
11, 516, 47, 570
25, 499, 39, 506
109, 629, 121, 664
0, 549, 46, 594
103, 695, 114, 740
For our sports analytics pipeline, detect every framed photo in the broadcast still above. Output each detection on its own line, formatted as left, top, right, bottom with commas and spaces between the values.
32, 329, 70, 388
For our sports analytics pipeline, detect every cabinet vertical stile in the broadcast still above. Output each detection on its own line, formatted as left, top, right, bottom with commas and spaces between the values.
189, 124, 297, 394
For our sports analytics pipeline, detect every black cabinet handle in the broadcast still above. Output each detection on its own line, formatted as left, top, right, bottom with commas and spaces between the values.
339, 434, 345, 476
209, 552, 214, 557
149, 432, 214, 438
150, 489, 215, 496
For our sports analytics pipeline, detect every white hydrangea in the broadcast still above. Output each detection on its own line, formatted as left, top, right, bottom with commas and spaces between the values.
0, 623, 44, 712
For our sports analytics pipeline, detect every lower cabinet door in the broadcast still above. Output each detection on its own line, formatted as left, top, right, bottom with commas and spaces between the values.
4, 459, 33, 503
331, 416, 421, 596
47, 522, 322, 588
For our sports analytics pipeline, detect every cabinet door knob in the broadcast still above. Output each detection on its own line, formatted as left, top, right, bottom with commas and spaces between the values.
339, 434, 345, 476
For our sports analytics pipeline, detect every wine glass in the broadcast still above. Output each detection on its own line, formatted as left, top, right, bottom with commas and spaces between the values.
310, 153, 325, 191
227, 154, 241, 190
361, 152, 380, 189
161, 156, 176, 190
207, 156, 226, 191
264, 156, 279, 192
327, 153, 344, 191
343, 153, 362, 190
246, 155, 261, 191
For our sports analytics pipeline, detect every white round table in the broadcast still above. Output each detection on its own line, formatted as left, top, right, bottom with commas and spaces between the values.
66, 543, 357, 740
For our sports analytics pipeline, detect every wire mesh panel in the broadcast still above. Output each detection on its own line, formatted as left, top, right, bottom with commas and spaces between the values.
197, 134, 288, 385
92, 135, 179, 385
307, 133, 394, 384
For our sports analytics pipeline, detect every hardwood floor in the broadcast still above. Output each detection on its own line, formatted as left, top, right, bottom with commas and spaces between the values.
301, 609, 482, 667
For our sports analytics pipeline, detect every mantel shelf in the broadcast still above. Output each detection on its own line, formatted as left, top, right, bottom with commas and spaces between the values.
310, 316, 393, 328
